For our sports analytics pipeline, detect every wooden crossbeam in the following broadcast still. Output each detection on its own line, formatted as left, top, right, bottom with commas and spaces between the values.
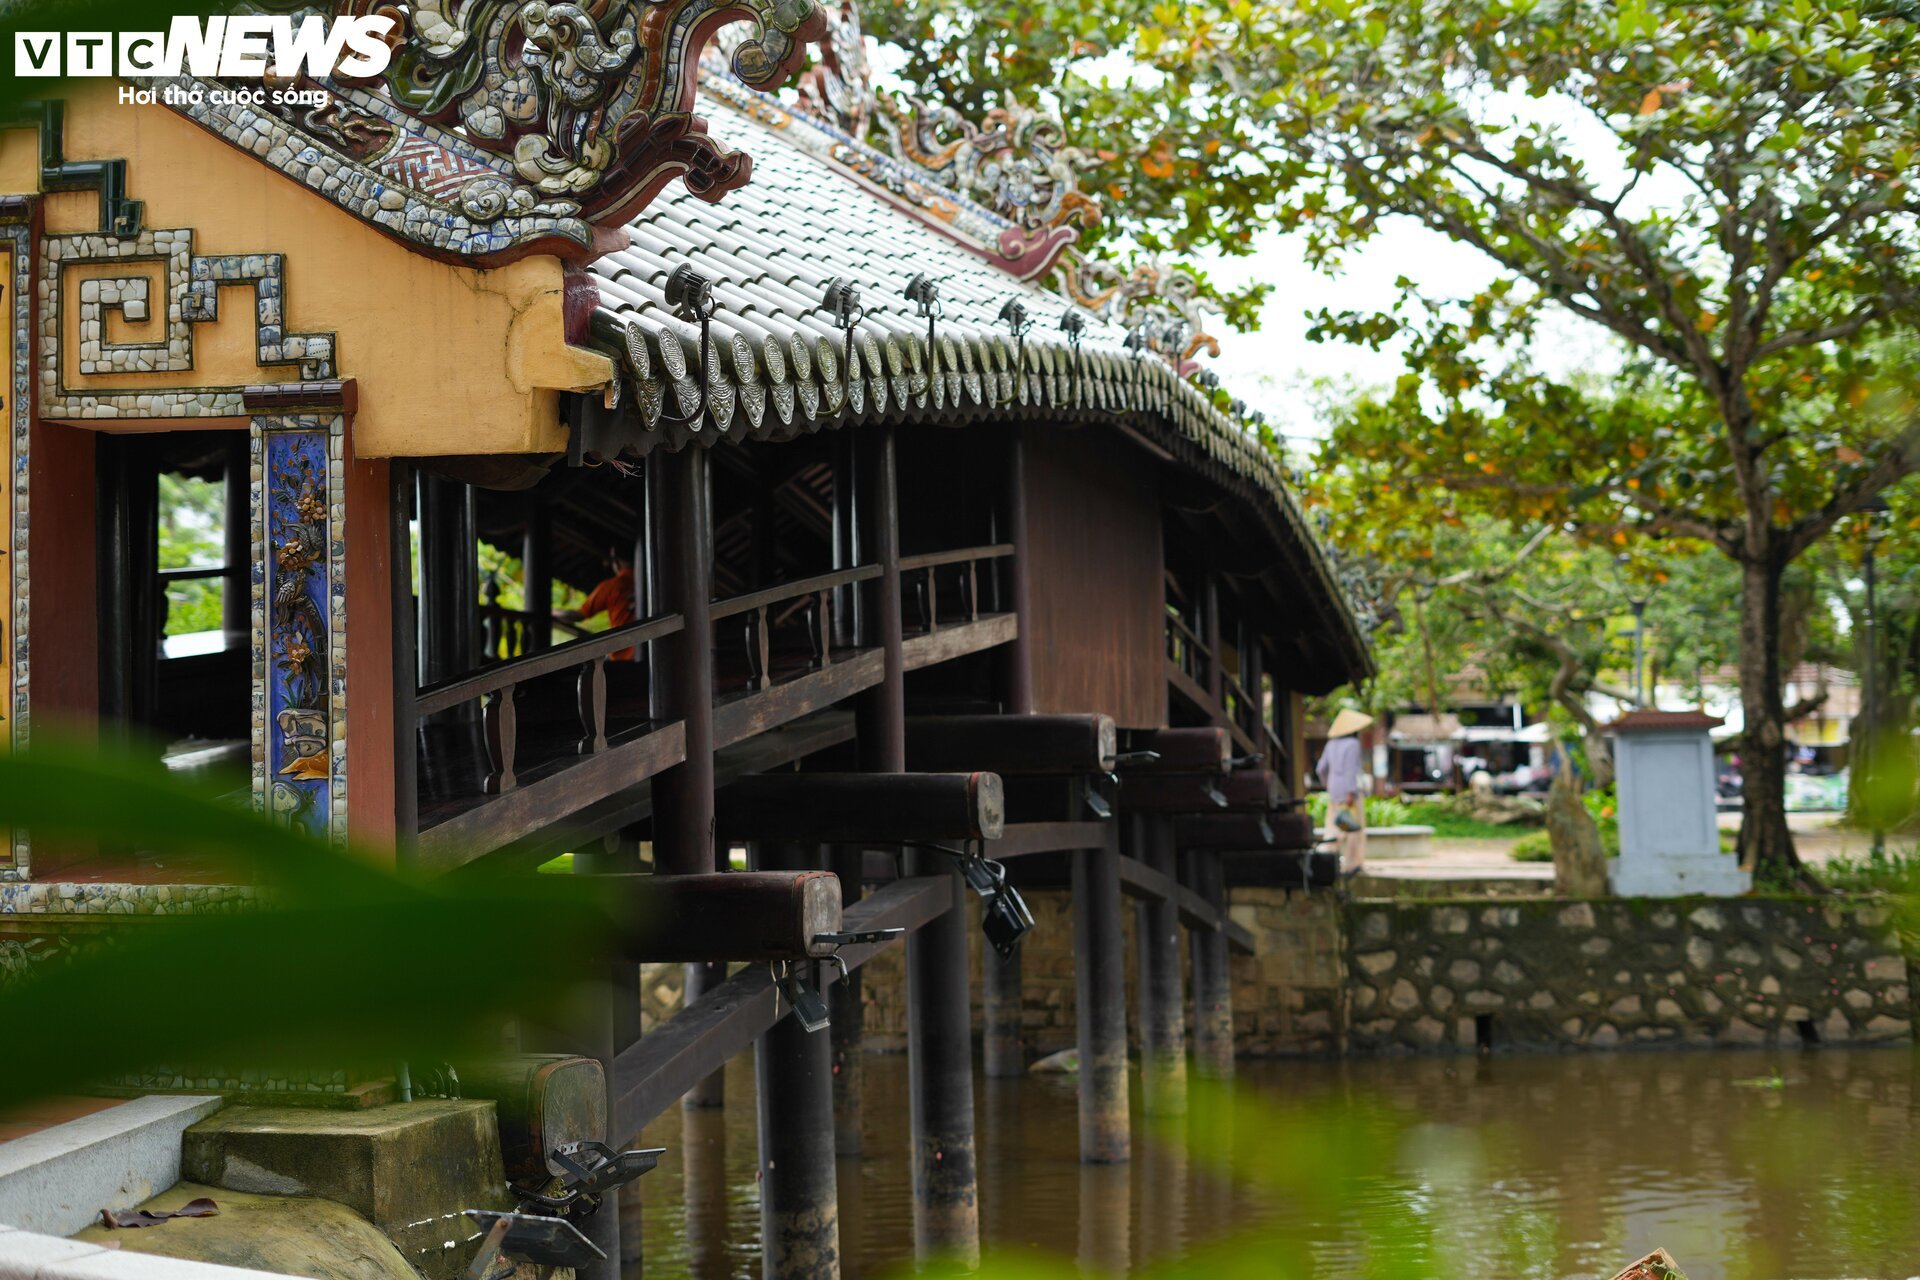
1116, 727, 1232, 775
904, 713, 1118, 776
715, 771, 1004, 843
1120, 769, 1283, 813
1174, 810, 1316, 850
610, 874, 955, 1141
1223, 849, 1339, 890
600, 871, 841, 962
1114, 854, 1256, 955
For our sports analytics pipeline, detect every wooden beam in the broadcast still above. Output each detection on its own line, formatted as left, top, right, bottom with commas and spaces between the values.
600, 871, 841, 962
991, 820, 1117, 859
716, 772, 1005, 843
712, 649, 885, 750
903, 612, 1017, 671
1120, 769, 1282, 813
611, 874, 954, 1141
1117, 728, 1232, 776
905, 713, 1117, 776
1173, 810, 1316, 851
1114, 853, 1255, 955
415, 721, 688, 872
1223, 849, 1338, 890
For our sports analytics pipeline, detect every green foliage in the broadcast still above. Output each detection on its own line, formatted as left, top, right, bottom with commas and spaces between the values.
1821, 845, 1920, 896
0, 740, 617, 1104
1583, 786, 1622, 857
157, 472, 226, 639
1305, 791, 1418, 828
1510, 832, 1553, 862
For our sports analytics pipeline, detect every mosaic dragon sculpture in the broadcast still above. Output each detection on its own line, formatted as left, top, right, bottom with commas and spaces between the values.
158, 0, 829, 263
772, 0, 1221, 366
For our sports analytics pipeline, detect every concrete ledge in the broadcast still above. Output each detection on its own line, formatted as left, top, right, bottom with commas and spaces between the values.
1365, 825, 1434, 857
0, 1097, 222, 1237
0, 1224, 286, 1279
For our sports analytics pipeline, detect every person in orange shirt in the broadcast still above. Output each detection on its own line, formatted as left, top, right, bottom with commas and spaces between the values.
557, 547, 639, 660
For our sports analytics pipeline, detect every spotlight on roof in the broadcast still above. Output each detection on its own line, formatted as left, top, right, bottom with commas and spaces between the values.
823, 277, 863, 328
998, 298, 1032, 336
905, 273, 942, 318
665, 263, 716, 321
1060, 310, 1087, 339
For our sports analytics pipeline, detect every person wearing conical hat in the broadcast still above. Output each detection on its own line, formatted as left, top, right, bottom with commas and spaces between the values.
1317, 708, 1374, 875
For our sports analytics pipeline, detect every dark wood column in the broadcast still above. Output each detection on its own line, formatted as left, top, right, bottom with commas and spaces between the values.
983, 427, 1034, 1081
865, 425, 980, 1261
1186, 847, 1235, 1080
829, 433, 869, 1152
571, 839, 642, 1279
649, 447, 722, 1121
1134, 816, 1187, 1117
826, 842, 866, 1152
649, 445, 715, 878
1073, 836, 1129, 1163
1005, 426, 1033, 715
522, 495, 552, 652
982, 944, 1025, 1078
754, 841, 842, 1280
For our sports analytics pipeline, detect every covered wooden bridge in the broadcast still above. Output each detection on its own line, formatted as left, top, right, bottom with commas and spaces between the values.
0, 1, 1370, 1275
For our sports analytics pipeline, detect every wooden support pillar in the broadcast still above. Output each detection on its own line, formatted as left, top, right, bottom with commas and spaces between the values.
680, 961, 727, 1109
1072, 839, 1129, 1164
572, 841, 640, 1280
1005, 426, 1033, 715
522, 496, 552, 652
649, 445, 715, 879
1202, 572, 1223, 709
1187, 848, 1235, 1080
682, 1102, 729, 1276
981, 939, 1025, 1078
863, 424, 979, 1261
1134, 817, 1187, 1118
754, 842, 841, 1280
827, 844, 865, 1155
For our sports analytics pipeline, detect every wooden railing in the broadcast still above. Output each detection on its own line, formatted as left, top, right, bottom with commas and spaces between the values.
900, 543, 1014, 634
712, 565, 881, 691
418, 612, 685, 795
478, 602, 588, 661
1165, 613, 1290, 774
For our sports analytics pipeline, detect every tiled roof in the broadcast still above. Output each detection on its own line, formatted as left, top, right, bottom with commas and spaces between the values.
580, 75, 1372, 684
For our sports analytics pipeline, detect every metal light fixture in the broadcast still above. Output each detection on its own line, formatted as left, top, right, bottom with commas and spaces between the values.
1061, 309, 1086, 405
1124, 319, 1156, 361
966, 854, 1036, 960
906, 273, 943, 395
659, 263, 720, 430
998, 297, 1034, 404
823, 277, 865, 413
464, 1212, 603, 1279
771, 959, 831, 1033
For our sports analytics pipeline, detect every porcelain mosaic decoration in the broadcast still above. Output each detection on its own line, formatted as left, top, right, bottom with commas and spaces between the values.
1, 211, 29, 879
252, 411, 349, 844
152, 0, 829, 265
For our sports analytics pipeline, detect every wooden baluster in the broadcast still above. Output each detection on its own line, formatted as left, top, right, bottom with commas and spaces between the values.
577, 658, 608, 754
964, 560, 979, 622
925, 566, 939, 634
804, 597, 826, 668
757, 607, 773, 690
816, 591, 834, 669
742, 613, 764, 690
913, 574, 930, 634
483, 686, 518, 794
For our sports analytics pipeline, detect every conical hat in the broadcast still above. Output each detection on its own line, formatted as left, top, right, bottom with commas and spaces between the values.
1327, 708, 1374, 738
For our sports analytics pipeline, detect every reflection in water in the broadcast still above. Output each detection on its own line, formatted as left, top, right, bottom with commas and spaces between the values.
637, 1046, 1920, 1279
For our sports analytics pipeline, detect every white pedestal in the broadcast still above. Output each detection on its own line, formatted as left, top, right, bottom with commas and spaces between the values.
1610, 851, 1751, 897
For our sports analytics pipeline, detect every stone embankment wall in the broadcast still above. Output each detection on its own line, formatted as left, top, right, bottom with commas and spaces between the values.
637, 894, 1918, 1062
1347, 898, 1912, 1053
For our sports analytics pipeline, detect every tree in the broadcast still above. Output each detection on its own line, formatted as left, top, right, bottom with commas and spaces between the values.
1107, 0, 1920, 883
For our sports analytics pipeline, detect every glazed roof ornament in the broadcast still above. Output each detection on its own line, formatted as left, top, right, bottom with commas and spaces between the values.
1056, 256, 1221, 371
156, 0, 828, 265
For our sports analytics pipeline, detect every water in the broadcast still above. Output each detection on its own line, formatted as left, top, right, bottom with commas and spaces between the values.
636, 1047, 1920, 1279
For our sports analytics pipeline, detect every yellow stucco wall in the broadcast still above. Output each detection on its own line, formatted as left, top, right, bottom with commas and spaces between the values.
2, 82, 611, 456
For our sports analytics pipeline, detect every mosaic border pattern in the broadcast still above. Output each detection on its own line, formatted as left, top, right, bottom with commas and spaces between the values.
40, 229, 337, 421
250, 412, 348, 846
2, 216, 30, 879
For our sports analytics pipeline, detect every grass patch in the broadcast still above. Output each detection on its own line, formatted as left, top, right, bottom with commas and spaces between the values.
1510, 832, 1553, 862
1819, 846, 1920, 895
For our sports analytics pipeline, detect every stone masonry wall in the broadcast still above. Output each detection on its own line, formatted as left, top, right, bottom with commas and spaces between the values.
1346, 897, 1912, 1053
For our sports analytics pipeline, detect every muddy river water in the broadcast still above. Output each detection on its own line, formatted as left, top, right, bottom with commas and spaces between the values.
636, 1046, 1920, 1279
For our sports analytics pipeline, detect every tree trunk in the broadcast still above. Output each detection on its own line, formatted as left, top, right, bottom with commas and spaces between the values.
1735, 551, 1803, 883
